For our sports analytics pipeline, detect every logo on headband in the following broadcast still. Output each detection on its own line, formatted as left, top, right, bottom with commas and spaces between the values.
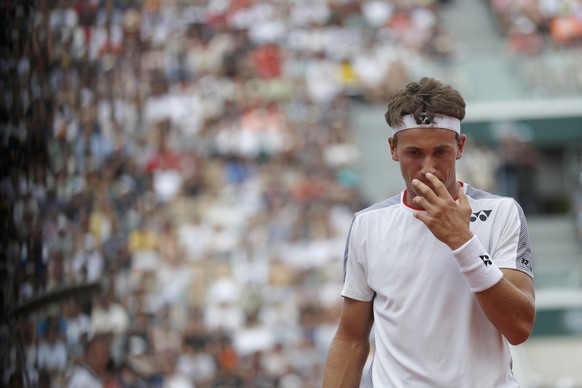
420, 114, 431, 125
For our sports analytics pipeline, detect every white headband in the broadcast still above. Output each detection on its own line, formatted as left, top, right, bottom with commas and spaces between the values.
391, 114, 461, 136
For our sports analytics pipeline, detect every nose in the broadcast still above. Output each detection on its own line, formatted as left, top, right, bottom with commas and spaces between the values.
420, 156, 437, 176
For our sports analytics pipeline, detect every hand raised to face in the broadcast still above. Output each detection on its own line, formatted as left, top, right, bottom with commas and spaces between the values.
411, 172, 474, 250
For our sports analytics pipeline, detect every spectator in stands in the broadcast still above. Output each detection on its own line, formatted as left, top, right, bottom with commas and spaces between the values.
70, 233, 104, 284
37, 317, 67, 386
91, 287, 130, 367
66, 334, 111, 388
574, 172, 582, 242
175, 337, 217, 387
495, 125, 540, 214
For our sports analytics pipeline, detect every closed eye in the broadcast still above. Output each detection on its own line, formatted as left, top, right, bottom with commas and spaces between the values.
435, 147, 452, 156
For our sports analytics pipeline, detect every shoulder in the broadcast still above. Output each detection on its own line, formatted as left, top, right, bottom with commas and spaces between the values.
465, 183, 527, 221
465, 184, 521, 207
465, 184, 504, 201
354, 193, 401, 220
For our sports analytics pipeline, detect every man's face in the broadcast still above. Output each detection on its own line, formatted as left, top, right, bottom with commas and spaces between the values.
88, 338, 110, 372
388, 128, 466, 205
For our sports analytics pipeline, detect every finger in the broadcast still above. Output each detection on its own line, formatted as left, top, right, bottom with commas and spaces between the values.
412, 195, 433, 211
457, 185, 468, 206
412, 179, 437, 200
425, 172, 451, 199
457, 185, 472, 214
413, 210, 429, 224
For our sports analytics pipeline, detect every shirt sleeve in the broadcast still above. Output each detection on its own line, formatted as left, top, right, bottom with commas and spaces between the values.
491, 199, 534, 278
341, 215, 375, 301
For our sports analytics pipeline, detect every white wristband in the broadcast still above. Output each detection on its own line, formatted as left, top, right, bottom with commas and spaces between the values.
451, 235, 503, 293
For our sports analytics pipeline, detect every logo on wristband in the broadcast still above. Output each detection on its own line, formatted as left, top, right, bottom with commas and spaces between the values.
479, 254, 493, 266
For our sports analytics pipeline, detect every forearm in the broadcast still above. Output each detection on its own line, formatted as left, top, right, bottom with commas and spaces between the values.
323, 335, 370, 388
475, 274, 535, 345
451, 236, 536, 345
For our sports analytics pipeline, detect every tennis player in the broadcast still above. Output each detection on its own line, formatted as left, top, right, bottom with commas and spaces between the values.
323, 77, 535, 387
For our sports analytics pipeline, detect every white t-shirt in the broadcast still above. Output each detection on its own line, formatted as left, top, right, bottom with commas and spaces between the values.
66, 365, 102, 388
342, 183, 533, 388
37, 339, 67, 372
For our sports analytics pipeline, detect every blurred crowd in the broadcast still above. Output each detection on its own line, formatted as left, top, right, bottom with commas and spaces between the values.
0, 0, 458, 387
488, 0, 582, 97
458, 124, 541, 215
487, 0, 582, 53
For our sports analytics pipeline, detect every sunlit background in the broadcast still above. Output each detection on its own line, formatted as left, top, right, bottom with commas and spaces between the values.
1, 0, 581, 387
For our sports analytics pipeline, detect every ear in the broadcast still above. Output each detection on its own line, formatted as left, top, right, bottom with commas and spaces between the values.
388, 137, 399, 161
456, 134, 467, 160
